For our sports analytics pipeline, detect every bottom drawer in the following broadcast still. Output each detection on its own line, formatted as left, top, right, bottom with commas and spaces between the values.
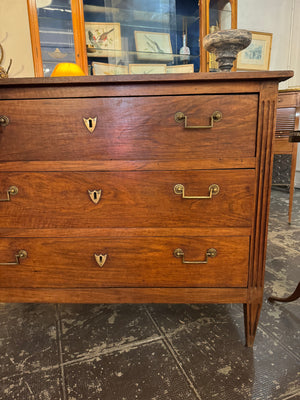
0, 237, 249, 288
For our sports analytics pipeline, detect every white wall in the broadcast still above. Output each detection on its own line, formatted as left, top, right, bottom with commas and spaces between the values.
239, 0, 300, 176
238, 0, 300, 89
0, 0, 34, 78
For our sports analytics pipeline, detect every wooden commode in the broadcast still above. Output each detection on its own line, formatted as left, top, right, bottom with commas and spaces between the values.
0, 71, 292, 346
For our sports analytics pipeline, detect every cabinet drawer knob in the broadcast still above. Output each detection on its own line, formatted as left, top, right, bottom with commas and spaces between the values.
0, 185, 18, 202
175, 110, 222, 129
94, 253, 107, 267
83, 117, 97, 133
0, 249, 27, 266
174, 183, 219, 199
174, 248, 217, 264
0, 115, 9, 127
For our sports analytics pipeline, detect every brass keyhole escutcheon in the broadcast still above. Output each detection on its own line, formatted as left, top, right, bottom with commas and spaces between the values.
83, 117, 97, 133
88, 189, 102, 204
94, 253, 107, 267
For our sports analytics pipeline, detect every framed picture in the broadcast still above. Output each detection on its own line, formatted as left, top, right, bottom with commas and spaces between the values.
85, 22, 122, 58
166, 64, 194, 74
237, 31, 272, 71
134, 31, 173, 62
92, 62, 128, 76
129, 64, 166, 75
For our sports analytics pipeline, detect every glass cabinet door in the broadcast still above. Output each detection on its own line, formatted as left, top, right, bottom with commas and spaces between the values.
27, 0, 87, 77
28, 0, 76, 76
83, 0, 200, 75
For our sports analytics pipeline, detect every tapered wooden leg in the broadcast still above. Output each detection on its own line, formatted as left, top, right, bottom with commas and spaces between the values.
243, 302, 262, 347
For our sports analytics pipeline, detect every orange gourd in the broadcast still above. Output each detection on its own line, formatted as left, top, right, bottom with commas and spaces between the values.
51, 63, 86, 77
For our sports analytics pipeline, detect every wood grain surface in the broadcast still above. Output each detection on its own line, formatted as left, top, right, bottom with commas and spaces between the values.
0, 236, 249, 288
0, 95, 257, 161
0, 170, 255, 228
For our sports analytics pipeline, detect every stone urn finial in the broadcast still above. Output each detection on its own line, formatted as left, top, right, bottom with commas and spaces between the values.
203, 29, 252, 72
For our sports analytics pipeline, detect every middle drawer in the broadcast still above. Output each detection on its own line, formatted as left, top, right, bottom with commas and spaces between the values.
0, 170, 255, 228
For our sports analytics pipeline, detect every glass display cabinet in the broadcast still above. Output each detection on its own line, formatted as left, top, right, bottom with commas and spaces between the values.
27, 0, 237, 76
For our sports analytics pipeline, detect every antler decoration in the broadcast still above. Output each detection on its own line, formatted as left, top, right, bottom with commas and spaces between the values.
0, 43, 13, 79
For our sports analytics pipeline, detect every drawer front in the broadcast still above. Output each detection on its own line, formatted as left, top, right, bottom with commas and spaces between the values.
273, 137, 294, 153
0, 95, 257, 161
0, 170, 255, 228
0, 236, 249, 288
277, 93, 297, 108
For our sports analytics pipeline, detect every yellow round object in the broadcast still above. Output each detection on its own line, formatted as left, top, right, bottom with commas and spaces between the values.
51, 63, 86, 77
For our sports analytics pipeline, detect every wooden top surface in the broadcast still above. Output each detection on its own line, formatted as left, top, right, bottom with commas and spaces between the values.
0, 70, 293, 88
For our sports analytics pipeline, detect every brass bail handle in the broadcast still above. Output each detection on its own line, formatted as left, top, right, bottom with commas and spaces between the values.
0, 250, 28, 266
174, 183, 219, 199
0, 186, 18, 202
175, 110, 222, 129
174, 248, 217, 264
0, 115, 9, 127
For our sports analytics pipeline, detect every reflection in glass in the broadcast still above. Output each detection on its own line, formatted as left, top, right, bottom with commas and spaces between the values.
83, 0, 200, 75
208, 0, 232, 72
36, 0, 76, 76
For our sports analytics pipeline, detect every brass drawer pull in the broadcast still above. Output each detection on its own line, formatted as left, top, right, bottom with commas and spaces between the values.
0, 185, 18, 202
83, 117, 97, 133
175, 111, 222, 129
0, 115, 9, 127
94, 253, 107, 267
174, 248, 217, 264
0, 249, 28, 266
174, 183, 219, 199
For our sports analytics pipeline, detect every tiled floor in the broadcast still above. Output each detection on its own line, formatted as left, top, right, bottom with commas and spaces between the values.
0, 189, 299, 400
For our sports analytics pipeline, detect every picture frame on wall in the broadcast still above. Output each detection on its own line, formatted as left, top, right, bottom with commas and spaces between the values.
237, 31, 272, 71
134, 31, 173, 62
85, 22, 122, 58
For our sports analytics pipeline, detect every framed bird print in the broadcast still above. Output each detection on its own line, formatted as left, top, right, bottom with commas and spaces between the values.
92, 62, 128, 75
134, 31, 173, 62
85, 22, 122, 58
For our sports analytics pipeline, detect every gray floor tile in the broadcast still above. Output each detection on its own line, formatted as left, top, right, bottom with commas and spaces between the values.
0, 304, 59, 378
63, 340, 199, 400
164, 315, 299, 400
0, 369, 63, 400
59, 304, 160, 363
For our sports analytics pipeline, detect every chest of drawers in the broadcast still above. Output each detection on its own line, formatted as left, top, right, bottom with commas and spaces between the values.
0, 71, 292, 346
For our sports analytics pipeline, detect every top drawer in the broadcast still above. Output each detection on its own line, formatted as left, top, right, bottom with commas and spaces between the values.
0, 94, 257, 161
